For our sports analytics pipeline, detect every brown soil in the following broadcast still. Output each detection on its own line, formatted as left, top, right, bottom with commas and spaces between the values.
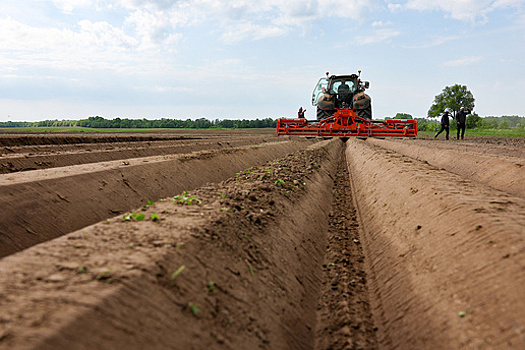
0, 131, 523, 349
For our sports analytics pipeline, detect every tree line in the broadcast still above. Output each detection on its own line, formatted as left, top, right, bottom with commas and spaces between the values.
0, 116, 278, 129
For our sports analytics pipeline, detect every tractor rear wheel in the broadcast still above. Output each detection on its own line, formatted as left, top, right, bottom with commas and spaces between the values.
356, 105, 372, 120
317, 108, 334, 121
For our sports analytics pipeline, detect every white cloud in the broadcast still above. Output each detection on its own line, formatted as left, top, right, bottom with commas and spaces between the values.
441, 56, 483, 66
220, 22, 286, 44
402, 35, 459, 48
0, 17, 137, 52
117, 0, 378, 43
388, 3, 403, 12
0, 17, 139, 71
50, 0, 93, 14
355, 28, 401, 44
403, 0, 524, 22
372, 20, 392, 27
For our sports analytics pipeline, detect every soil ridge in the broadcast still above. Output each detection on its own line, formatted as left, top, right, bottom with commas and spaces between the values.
346, 138, 525, 349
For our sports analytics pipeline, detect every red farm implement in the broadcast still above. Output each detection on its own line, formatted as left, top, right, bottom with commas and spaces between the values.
276, 108, 418, 138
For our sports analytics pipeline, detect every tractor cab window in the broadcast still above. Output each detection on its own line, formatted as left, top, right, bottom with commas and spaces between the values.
330, 80, 356, 95
312, 77, 329, 106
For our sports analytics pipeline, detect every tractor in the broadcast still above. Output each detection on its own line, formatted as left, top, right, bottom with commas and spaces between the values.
313, 71, 372, 120
276, 71, 417, 138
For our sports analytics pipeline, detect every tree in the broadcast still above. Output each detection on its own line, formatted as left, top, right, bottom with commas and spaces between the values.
394, 113, 413, 119
499, 120, 509, 129
428, 84, 475, 119
466, 113, 481, 129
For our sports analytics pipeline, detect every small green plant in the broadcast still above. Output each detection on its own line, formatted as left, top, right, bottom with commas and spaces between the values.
173, 191, 202, 205
274, 178, 285, 186
188, 302, 201, 316
458, 311, 466, 317
77, 266, 86, 274
123, 212, 145, 221
171, 265, 186, 279
207, 281, 215, 292
96, 269, 111, 281
142, 200, 155, 211
475, 225, 482, 231
245, 259, 254, 277
151, 213, 160, 221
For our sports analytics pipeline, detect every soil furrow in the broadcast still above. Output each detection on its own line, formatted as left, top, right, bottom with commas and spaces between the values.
315, 148, 378, 350
0, 136, 274, 173
0, 139, 316, 258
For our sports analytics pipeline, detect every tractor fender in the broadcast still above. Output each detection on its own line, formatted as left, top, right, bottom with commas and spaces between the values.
317, 93, 334, 110
353, 92, 371, 110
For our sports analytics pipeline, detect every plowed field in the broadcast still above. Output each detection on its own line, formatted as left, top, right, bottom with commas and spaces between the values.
0, 130, 523, 350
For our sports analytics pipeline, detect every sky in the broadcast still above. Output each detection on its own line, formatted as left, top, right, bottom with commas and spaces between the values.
1, 0, 524, 122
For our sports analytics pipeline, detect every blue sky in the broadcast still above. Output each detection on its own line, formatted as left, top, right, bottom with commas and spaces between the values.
1, 0, 524, 121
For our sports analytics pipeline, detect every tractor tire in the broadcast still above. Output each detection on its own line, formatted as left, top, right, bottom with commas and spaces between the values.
317, 108, 334, 121
356, 105, 372, 120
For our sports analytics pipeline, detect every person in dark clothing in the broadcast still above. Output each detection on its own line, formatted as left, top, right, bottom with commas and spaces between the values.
434, 109, 450, 140
456, 107, 467, 140
298, 107, 306, 118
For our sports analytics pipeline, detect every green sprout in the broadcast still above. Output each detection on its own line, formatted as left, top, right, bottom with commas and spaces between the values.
245, 259, 254, 277
188, 303, 201, 316
151, 213, 160, 221
170, 265, 186, 280
173, 191, 202, 205
123, 212, 145, 221
96, 269, 111, 281
274, 179, 285, 186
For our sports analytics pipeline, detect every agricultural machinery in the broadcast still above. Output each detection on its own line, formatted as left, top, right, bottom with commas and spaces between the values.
277, 72, 418, 138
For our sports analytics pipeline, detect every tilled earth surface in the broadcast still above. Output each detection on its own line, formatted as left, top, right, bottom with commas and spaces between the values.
0, 131, 524, 349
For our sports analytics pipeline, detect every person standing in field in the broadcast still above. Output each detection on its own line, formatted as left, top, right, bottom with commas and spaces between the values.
298, 107, 306, 119
434, 109, 451, 140
456, 107, 467, 140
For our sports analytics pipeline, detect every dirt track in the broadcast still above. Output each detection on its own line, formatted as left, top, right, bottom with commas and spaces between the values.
0, 130, 523, 349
